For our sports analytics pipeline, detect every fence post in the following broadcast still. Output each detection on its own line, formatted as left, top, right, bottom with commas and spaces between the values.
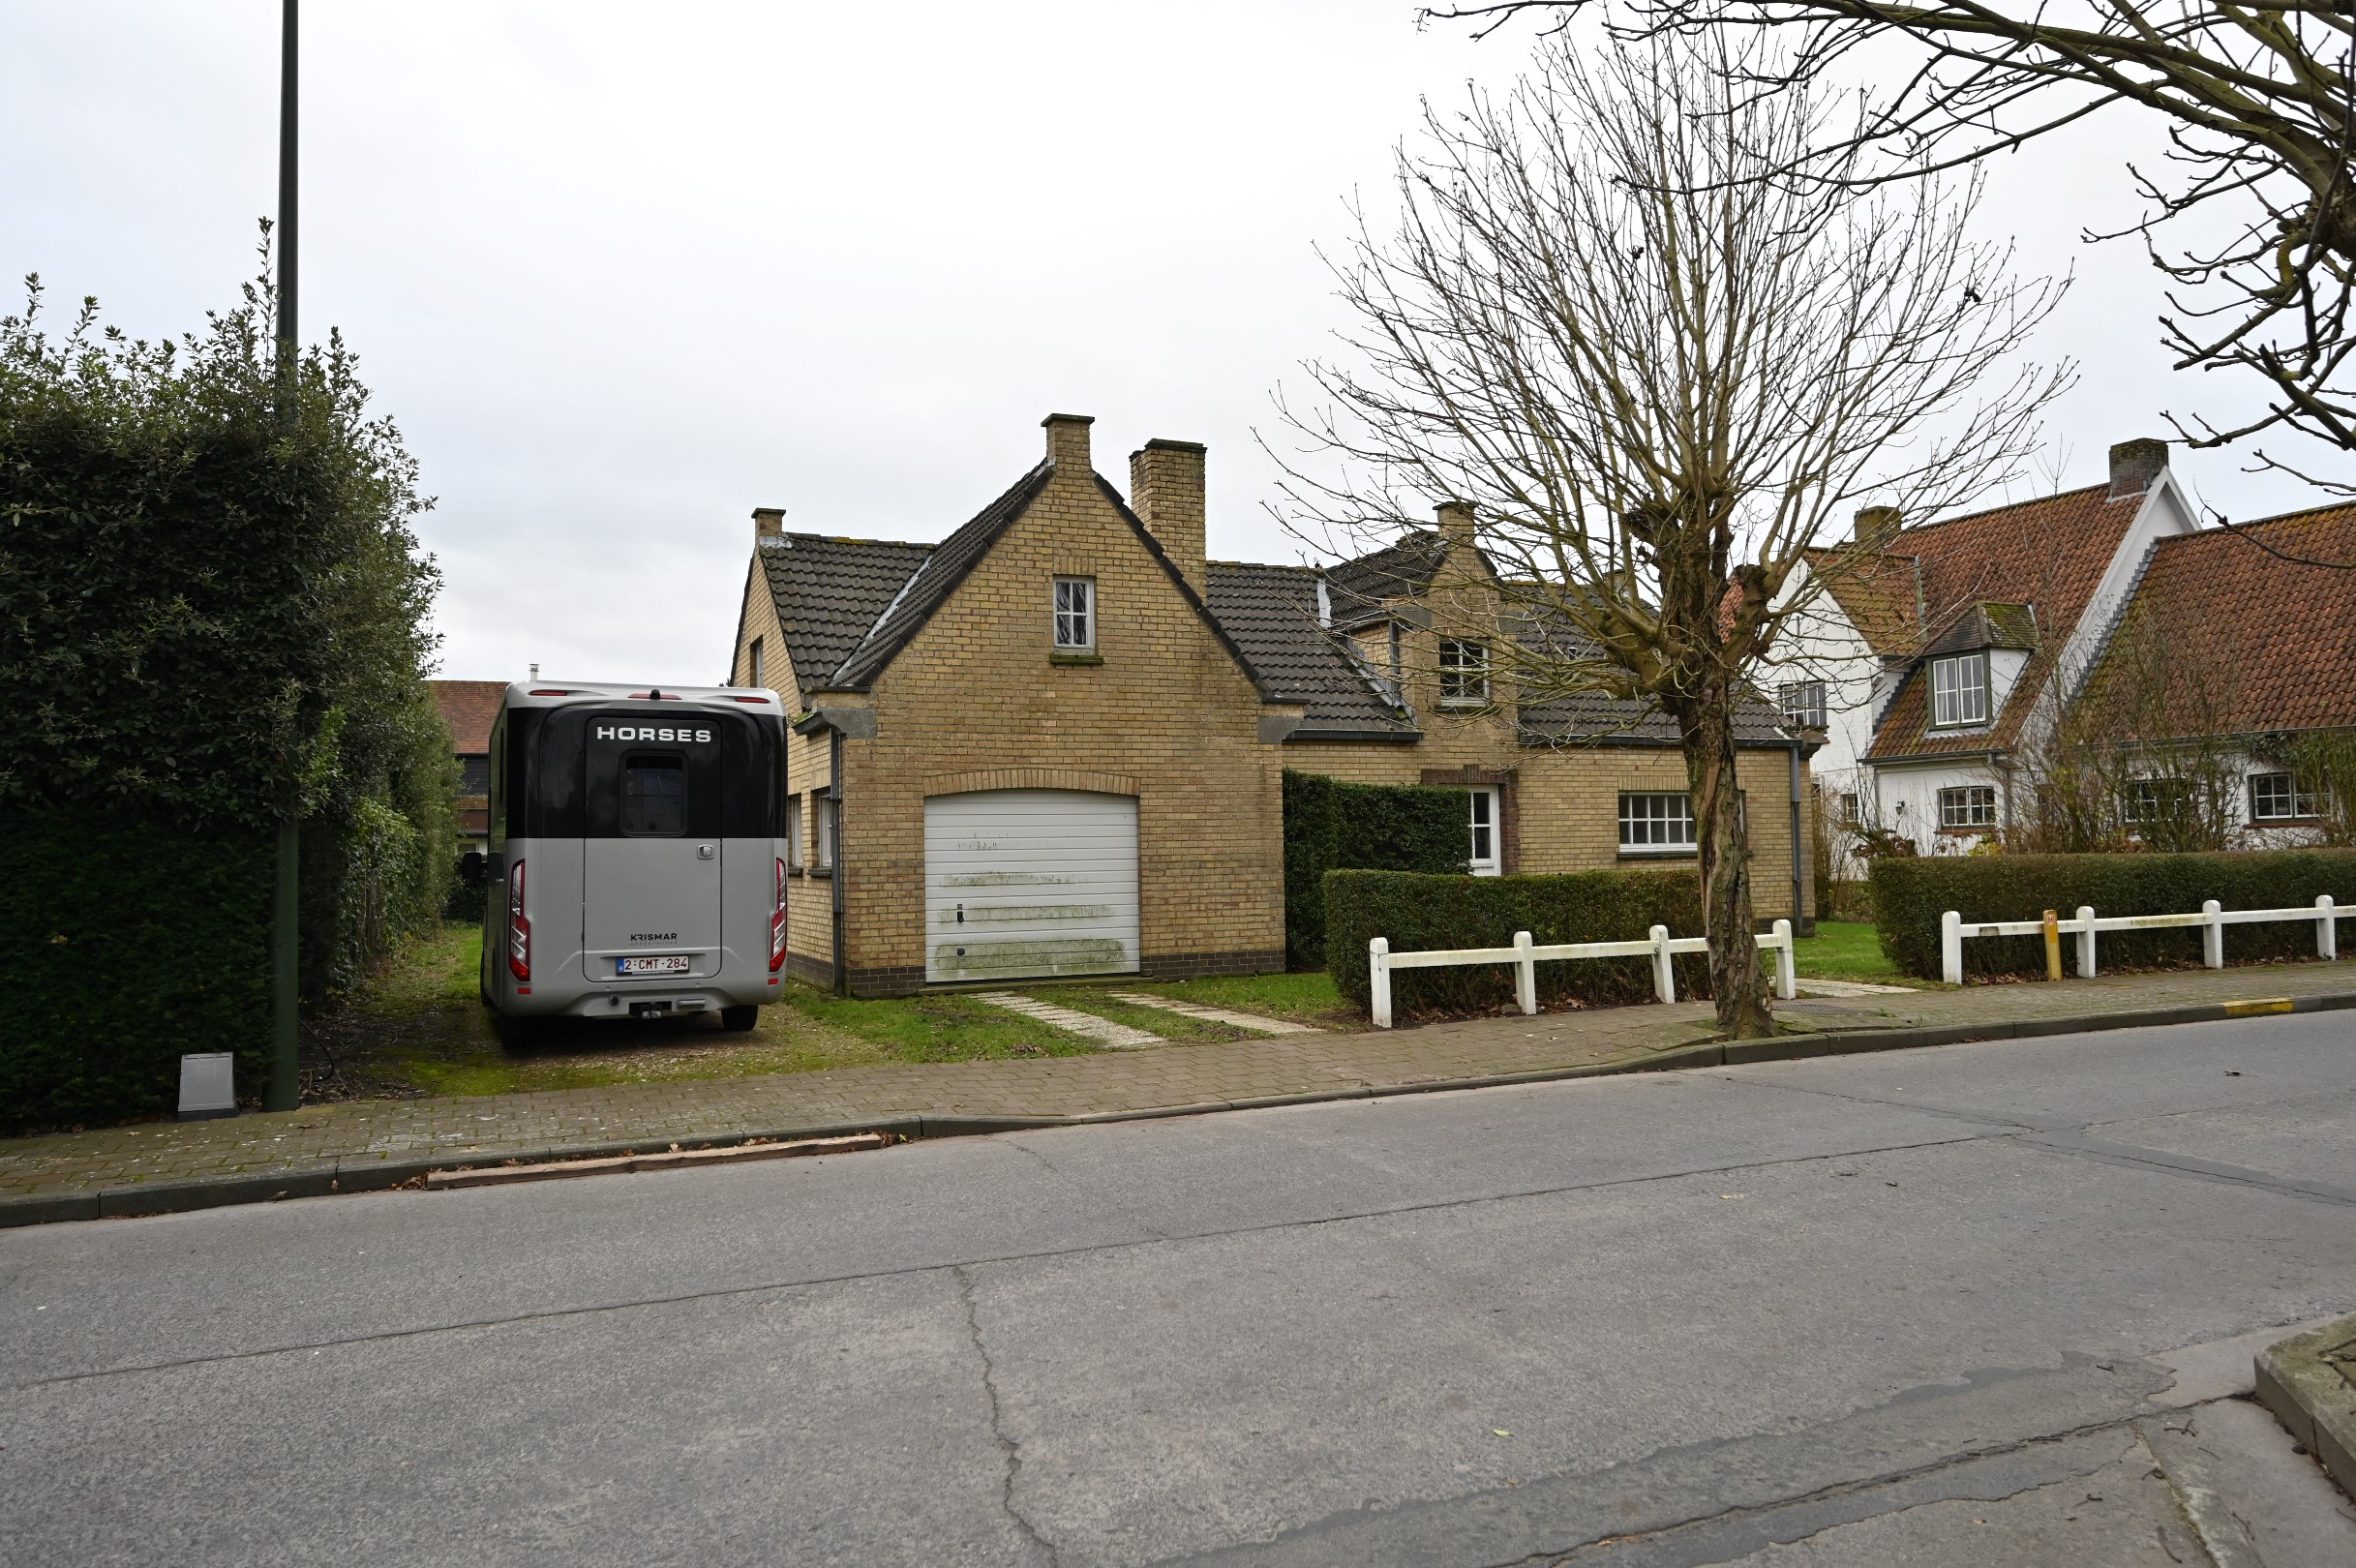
1370, 937, 1392, 1030
2076, 906, 2098, 979
1650, 924, 1676, 1004
2202, 898, 2224, 969
1771, 919, 1796, 1001
1941, 910, 1963, 985
1514, 930, 1537, 1016
2042, 910, 2061, 981
2319, 894, 2338, 962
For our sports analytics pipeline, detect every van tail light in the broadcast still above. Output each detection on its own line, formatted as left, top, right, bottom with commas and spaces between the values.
507, 859, 531, 980
769, 857, 789, 973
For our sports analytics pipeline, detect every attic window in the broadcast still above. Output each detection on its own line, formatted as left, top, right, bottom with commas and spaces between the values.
1053, 577, 1095, 650
1438, 640, 1490, 707
1778, 679, 1827, 730
1930, 653, 1988, 728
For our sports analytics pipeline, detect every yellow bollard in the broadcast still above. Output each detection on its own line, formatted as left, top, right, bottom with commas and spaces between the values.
2043, 909, 2062, 981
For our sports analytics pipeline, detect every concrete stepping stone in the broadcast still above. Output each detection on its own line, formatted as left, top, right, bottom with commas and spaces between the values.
975, 993, 1164, 1049
1108, 993, 1322, 1035
1794, 978, 1916, 997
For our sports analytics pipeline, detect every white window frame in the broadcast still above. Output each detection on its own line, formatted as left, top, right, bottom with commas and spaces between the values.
813, 791, 836, 869
748, 635, 765, 690
1839, 792, 1860, 827
1930, 653, 1989, 728
1467, 787, 1501, 876
2124, 777, 2190, 827
785, 794, 804, 869
2250, 771, 2319, 822
1779, 679, 1827, 729
1053, 577, 1095, 651
1618, 792, 1696, 854
1937, 785, 1997, 829
1438, 639, 1490, 708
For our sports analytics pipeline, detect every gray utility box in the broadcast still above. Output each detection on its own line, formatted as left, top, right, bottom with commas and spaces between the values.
177, 1053, 238, 1121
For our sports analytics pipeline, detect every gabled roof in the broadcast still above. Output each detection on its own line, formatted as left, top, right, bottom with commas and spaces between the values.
1798, 547, 1922, 656
754, 533, 937, 691
2080, 501, 2356, 738
1866, 482, 2148, 760
428, 679, 505, 755
824, 463, 1055, 691
1204, 562, 1413, 736
1324, 530, 1452, 628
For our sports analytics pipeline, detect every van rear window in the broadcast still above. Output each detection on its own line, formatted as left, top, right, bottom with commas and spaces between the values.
620, 755, 687, 835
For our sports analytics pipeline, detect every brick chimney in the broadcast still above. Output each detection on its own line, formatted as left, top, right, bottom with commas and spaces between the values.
1852, 504, 1902, 546
1436, 498, 1477, 555
752, 506, 785, 544
1042, 411, 1094, 471
2107, 437, 2168, 500
1130, 437, 1207, 597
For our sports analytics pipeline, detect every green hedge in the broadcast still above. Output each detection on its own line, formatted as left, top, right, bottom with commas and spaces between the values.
1283, 769, 1469, 969
1, 805, 273, 1131
1870, 850, 2356, 980
1325, 866, 1709, 1017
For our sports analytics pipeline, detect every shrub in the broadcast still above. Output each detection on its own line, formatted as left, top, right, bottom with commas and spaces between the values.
1325, 866, 1709, 1017
0, 805, 271, 1130
1283, 769, 1468, 968
1870, 849, 2356, 980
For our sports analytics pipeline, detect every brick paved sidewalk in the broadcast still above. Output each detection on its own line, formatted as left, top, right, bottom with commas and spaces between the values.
6, 959, 2353, 1226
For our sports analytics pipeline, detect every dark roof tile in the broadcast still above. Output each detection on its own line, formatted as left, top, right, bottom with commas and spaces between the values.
755, 533, 937, 692
1204, 562, 1409, 733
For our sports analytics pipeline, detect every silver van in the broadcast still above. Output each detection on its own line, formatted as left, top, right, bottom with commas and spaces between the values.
480, 681, 788, 1032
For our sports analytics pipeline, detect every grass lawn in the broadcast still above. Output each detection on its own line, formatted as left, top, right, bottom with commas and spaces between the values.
1791, 920, 1918, 985
301, 929, 1351, 1102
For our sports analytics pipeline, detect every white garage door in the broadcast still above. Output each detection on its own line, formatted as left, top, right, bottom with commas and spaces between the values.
925, 789, 1139, 983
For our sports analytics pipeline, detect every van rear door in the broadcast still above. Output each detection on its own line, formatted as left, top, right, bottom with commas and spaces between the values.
580, 714, 724, 980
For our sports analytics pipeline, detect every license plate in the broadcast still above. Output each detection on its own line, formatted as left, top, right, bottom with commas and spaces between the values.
616, 954, 692, 977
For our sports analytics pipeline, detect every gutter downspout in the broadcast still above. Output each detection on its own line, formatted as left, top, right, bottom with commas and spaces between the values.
830, 728, 847, 997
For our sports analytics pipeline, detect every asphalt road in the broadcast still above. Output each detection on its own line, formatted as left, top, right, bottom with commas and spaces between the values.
7, 1012, 2356, 1566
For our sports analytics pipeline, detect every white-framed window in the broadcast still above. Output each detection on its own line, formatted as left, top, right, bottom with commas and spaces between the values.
2250, 772, 2320, 822
748, 635, 766, 690
1467, 787, 1500, 876
1618, 792, 1696, 853
813, 792, 836, 869
1053, 577, 1095, 650
2124, 777, 2190, 826
785, 794, 804, 869
1937, 785, 1997, 829
1930, 653, 1989, 728
1779, 679, 1827, 729
1839, 792, 1860, 826
1438, 639, 1490, 707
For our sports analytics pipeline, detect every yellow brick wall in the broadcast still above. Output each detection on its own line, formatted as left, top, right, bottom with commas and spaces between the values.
833, 459, 1287, 992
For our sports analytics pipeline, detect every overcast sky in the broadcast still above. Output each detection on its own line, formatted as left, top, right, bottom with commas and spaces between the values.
6, 2, 2335, 686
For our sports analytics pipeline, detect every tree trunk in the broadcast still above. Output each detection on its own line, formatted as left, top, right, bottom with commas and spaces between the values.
1675, 691, 1775, 1039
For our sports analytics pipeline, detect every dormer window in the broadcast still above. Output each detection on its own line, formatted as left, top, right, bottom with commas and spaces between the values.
1053, 577, 1095, 650
1438, 640, 1490, 707
1930, 652, 1988, 728
1779, 679, 1827, 729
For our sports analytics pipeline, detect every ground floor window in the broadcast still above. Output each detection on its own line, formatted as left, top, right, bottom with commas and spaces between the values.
785, 795, 804, 868
1937, 785, 1997, 829
1619, 792, 1695, 852
2250, 772, 2320, 822
814, 791, 837, 868
2123, 777, 2191, 826
1467, 787, 1500, 875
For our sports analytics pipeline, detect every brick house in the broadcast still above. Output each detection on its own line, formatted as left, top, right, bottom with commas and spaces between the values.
428, 678, 505, 857
732, 413, 1811, 996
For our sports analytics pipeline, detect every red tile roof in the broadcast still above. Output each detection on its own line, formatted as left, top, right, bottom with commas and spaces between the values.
429, 679, 506, 756
1865, 483, 2149, 760
1800, 547, 1922, 656
2081, 502, 2356, 738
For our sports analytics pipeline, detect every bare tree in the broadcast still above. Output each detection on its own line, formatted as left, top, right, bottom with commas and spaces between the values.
1271, 35, 2065, 1036
1433, 0, 2356, 493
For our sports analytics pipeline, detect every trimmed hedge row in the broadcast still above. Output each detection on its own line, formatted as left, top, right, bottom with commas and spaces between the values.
1870, 850, 2356, 980
2, 805, 273, 1130
1326, 866, 1709, 1017
1283, 769, 1469, 969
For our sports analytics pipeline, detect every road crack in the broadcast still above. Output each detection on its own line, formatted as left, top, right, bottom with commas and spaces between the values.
954, 1263, 1060, 1566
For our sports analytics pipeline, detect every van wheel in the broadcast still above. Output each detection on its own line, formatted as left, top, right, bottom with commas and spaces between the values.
720, 1005, 759, 1033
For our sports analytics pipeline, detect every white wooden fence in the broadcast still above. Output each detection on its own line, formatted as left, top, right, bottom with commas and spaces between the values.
1367, 921, 1795, 1030
1939, 896, 2341, 985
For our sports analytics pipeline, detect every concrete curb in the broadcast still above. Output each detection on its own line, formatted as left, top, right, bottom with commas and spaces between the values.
6, 988, 2351, 1230
2254, 1313, 2356, 1503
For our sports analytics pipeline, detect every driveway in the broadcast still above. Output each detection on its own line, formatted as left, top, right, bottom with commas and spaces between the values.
6, 1012, 2354, 1564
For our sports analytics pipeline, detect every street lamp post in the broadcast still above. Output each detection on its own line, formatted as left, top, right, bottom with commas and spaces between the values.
267, 0, 300, 1114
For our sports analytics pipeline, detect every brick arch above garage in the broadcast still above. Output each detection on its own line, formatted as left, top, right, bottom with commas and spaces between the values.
922, 769, 1139, 799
